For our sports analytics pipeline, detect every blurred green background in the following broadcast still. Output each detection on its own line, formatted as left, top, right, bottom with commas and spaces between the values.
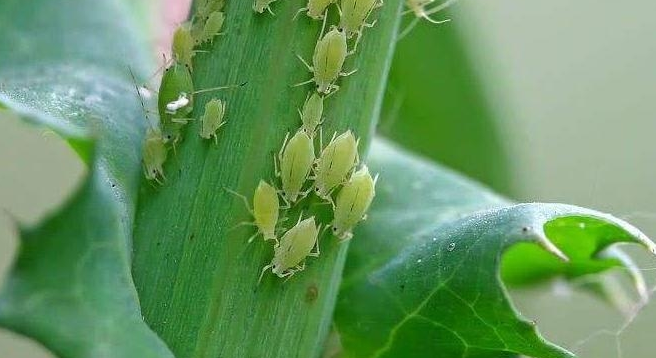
1, 0, 655, 356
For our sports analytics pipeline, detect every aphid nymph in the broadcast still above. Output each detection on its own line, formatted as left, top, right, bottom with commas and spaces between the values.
172, 24, 195, 69
196, 0, 225, 19
295, 0, 336, 20
158, 63, 244, 143
338, 0, 383, 48
253, 0, 278, 14
199, 98, 226, 143
299, 92, 324, 136
129, 66, 168, 183
196, 11, 225, 45
313, 130, 359, 203
276, 130, 315, 205
295, 20, 355, 95
331, 165, 377, 240
143, 127, 168, 183
259, 216, 321, 282
227, 180, 280, 243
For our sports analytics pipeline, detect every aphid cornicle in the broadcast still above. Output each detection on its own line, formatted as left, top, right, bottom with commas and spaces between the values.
295, 25, 355, 95
277, 130, 315, 205
253, 0, 278, 14
296, 0, 336, 20
199, 98, 226, 143
172, 24, 195, 69
299, 92, 324, 136
142, 128, 168, 183
331, 165, 377, 240
227, 180, 280, 243
313, 130, 359, 202
259, 216, 320, 282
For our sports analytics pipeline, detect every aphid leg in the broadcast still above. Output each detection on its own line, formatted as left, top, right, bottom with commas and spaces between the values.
275, 132, 291, 177
421, 14, 450, 25
340, 68, 358, 77
324, 84, 340, 96
296, 54, 314, 71
308, 234, 321, 257
246, 232, 260, 244
292, 79, 315, 88
339, 231, 354, 242
172, 117, 195, 124
258, 264, 273, 284
223, 187, 255, 214
292, 7, 307, 20
425, 0, 459, 16
266, 5, 276, 16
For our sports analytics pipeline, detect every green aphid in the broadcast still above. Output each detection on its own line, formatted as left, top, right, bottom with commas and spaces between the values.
196, 0, 225, 19
172, 24, 195, 69
259, 216, 320, 282
331, 165, 377, 240
158, 63, 242, 144
157, 63, 194, 143
142, 127, 168, 183
195, 11, 225, 45
199, 98, 226, 143
226, 180, 280, 243
295, 0, 336, 20
295, 25, 355, 95
313, 130, 359, 203
299, 92, 324, 136
276, 130, 315, 205
339, 0, 382, 39
253, 0, 278, 14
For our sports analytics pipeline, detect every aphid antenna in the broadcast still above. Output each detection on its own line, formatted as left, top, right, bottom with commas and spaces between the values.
258, 264, 273, 285
292, 6, 307, 21
193, 81, 248, 94
296, 54, 314, 71
320, 6, 329, 37
128, 66, 158, 130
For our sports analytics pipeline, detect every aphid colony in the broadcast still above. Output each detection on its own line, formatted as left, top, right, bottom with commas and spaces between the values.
140, 0, 233, 182
242, 0, 382, 282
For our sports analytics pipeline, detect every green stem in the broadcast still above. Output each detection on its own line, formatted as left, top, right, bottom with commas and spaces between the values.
133, 1, 403, 357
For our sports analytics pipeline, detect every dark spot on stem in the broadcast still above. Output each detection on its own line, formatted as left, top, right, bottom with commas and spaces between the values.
305, 284, 319, 303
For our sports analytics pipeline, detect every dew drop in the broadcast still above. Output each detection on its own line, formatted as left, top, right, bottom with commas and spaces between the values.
447, 242, 456, 252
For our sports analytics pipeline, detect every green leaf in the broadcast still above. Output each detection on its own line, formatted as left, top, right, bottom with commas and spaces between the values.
131, 1, 404, 358
0, 0, 174, 357
380, 9, 512, 194
336, 140, 655, 358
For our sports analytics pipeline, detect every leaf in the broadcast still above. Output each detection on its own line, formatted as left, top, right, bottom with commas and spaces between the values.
131, 1, 404, 358
380, 8, 512, 194
0, 0, 174, 357
335, 140, 655, 358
